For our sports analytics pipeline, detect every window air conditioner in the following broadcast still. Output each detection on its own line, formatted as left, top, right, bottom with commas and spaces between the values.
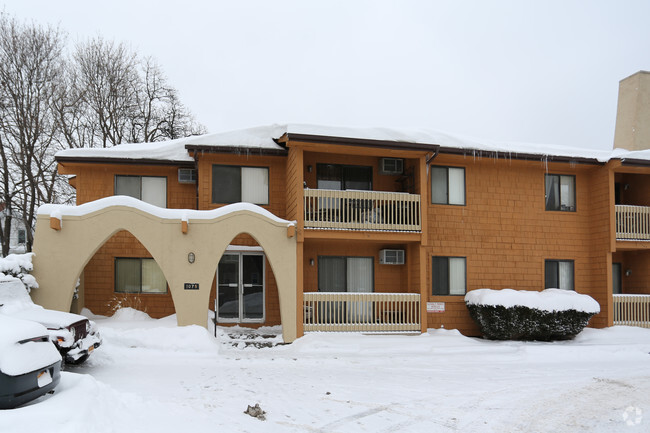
379, 158, 404, 175
379, 249, 405, 265
178, 168, 197, 184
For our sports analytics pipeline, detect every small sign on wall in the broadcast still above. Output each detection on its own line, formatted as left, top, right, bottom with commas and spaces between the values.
184, 283, 199, 290
427, 302, 445, 313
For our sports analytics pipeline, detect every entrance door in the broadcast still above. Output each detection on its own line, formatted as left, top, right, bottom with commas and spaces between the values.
217, 253, 265, 322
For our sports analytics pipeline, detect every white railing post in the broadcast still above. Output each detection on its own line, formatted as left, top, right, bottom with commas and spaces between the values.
303, 292, 421, 332
616, 205, 650, 241
303, 189, 421, 232
613, 294, 650, 328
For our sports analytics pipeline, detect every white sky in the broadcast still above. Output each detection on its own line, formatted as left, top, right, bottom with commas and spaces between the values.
2, 0, 650, 150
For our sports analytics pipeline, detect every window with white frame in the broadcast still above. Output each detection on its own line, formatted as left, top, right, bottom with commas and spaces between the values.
545, 259, 574, 290
432, 256, 466, 295
115, 175, 167, 208
17, 229, 25, 244
431, 166, 465, 205
115, 258, 167, 294
545, 174, 575, 212
211, 165, 269, 205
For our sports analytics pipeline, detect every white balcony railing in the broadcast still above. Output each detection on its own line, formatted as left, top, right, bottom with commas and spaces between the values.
303, 292, 421, 332
616, 205, 650, 241
304, 189, 421, 231
613, 294, 650, 328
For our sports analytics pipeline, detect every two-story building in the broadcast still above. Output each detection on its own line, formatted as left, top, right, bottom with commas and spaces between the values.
31, 73, 650, 342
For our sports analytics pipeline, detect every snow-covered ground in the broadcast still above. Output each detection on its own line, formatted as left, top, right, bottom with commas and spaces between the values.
2, 309, 649, 433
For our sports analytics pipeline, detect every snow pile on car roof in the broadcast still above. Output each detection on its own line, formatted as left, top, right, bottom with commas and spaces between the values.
465, 288, 600, 314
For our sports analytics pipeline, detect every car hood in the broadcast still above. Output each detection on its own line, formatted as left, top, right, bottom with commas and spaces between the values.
5, 306, 87, 330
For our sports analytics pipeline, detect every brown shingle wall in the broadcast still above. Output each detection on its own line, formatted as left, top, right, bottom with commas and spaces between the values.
286, 148, 300, 221
195, 153, 286, 218
586, 166, 613, 327
424, 154, 611, 334
67, 163, 196, 317
83, 230, 176, 318
303, 241, 411, 293
614, 251, 650, 294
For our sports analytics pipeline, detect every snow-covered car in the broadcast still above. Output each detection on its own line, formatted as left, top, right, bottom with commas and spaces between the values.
0, 315, 62, 409
0, 278, 101, 364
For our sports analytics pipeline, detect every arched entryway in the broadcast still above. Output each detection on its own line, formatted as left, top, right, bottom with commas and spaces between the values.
31, 198, 298, 342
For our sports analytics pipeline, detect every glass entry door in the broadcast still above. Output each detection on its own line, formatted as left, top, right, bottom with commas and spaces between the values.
217, 253, 265, 322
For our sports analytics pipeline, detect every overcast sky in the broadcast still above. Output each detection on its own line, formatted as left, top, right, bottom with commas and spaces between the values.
3, 1, 650, 150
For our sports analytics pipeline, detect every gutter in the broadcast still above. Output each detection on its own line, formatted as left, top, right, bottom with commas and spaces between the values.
436, 147, 605, 165
184, 144, 287, 156
55, 156, 195, 167
285, 133, 439, 152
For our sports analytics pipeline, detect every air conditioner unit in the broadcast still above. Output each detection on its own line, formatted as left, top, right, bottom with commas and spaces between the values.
379, 158, 404, 175
379, 249, 405, 265
178, 168, 197, 184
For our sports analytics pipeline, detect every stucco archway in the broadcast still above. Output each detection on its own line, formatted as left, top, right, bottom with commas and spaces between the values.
31, 198, 298, 342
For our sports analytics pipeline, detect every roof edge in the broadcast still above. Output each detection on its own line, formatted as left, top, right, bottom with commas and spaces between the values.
285, 133, 440, 152
437, 146, 605, 165
56, 156, 195, 167
185, 144, 287, 156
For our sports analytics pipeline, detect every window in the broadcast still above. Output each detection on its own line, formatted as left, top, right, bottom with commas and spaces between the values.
17, 229, 25, 244
318, 256, 374, 293
545, 174, 575, 211
317, 164, 372, 191
115, 175, 167, 208
431, 166, 465, 205
432, 256, 466, 295
115, 258, 167, 294
212, 165, 269, 205
545, 260, 574, 290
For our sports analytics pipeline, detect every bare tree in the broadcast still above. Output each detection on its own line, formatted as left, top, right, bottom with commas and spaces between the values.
0, 17, 205, 254
72, 38, 139, 148
0, 14, 65, 253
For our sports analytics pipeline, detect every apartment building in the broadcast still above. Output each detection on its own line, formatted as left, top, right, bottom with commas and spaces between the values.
32, 73, 650, 342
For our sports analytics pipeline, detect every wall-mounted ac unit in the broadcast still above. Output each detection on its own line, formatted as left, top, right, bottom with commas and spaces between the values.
379, 158, 404, 175
379, 249, 405, 265
178, 168, 197, 184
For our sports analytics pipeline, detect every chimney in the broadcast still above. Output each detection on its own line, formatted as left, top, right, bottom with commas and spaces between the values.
613, 71, 650, 151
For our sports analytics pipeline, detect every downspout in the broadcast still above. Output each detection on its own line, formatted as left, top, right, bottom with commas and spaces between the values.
425, 146, 441, 175
193, 151, 199, 210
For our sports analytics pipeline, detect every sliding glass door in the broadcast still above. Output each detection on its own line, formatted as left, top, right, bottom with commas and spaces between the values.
318, 256, 374, 322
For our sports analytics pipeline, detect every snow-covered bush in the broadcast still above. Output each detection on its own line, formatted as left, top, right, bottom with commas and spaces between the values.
0, 253, 38, 292
465, 289, 600, 341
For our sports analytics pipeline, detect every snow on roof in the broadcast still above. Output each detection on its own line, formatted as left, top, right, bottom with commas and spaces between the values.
55, 123, 650, 164
55, 125, 287, 163
38, 195, 295, 226
465, 288, 601, 314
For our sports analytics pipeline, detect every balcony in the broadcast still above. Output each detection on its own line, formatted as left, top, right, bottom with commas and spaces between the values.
616, 205, 650, 241
303, 189, 421, 231
303, 292, 421, 332
613, 294, 650, 328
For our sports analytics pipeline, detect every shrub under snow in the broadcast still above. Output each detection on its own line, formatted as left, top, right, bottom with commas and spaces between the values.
0, 253, 38, 291
465, 289, 600, 341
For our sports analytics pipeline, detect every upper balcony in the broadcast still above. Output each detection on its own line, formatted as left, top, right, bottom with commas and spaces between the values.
616, 205, 650, 241
304, 189, 421, 231
614, 172, 650, 244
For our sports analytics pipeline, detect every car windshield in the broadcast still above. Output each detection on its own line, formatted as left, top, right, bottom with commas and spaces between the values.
0, 278, 35, 313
